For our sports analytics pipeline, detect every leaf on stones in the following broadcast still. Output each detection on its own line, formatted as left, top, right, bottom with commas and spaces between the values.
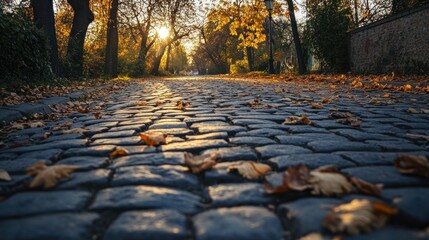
404, 84, 412, 91
137, 101, 147, 106
406, 108, 419, 114
93, 112, 102, 119
311, 102, 324, 109
336, 117, 362, 127
329, 112, 352, 119
139, 132, 167, 147
226, 161, 272, 179
184, 152, 219, 174
109, 147, 129, 159
0, 169, 12, 181
176, 100, 189, 110
283, 114, 312, 125
323, 199, 397, 235
265, 164, 353, 196
77, 107, 90, 113
406, 133, 429, 141
29, 121, 45, 128
353, 82, 363, 88
62, 128, 87, 135
26, 160, 78, 189
394, 155, 429, 178
421, 109, 429, 114
52, 121, 73, 131
350, 177, 383, 197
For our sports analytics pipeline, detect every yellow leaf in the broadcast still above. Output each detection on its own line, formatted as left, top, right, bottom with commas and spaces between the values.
139, 132, 167, 147
226, 161, 272, 179
26, 160, 78, 189
184, 152, 219, 174
323, 199, 397, 235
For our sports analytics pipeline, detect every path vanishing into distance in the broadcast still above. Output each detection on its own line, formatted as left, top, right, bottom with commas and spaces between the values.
0, 76, 428, 239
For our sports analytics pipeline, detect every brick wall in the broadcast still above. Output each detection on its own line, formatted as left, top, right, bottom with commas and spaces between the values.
349, 4, 429, 74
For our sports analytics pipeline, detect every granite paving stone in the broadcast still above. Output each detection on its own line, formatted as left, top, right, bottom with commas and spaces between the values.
1, 77, 428, 239
104, 210, 188, 240
112, 165, 199, 189
256, 144, 312, 159
0, 191, 91, 218
208, 183, 272, 206
90, 185, 202, 214
193, 206, 283, 240
0, 213, 99, 240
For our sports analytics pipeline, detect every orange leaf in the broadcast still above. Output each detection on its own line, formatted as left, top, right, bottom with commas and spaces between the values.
404, 84, 412, 91
350, 177, 383, 197
323, 199, 397, 235
26, 160, 78, 189
109, 147, 129, 159
311, 102, 324, 109
137, 101, 147, 106
184, 152, 219, 174
93, 112, 102, 119
394, 155, 429, 178
78, 107, 90, 113
226, 161, 272, 179
139, 132, 167, 147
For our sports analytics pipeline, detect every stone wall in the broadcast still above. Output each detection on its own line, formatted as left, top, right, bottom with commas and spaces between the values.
349, 4, 429, 74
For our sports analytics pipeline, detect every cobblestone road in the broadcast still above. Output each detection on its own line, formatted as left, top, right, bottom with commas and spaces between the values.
0, 76, 428, 240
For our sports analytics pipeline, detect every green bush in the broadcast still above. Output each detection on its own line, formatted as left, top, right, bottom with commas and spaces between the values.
0, 12, 52, 88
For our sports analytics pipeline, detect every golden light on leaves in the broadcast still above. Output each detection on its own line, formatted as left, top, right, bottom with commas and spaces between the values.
283, 115, 312, 125
184, 152, 219, 174
394, 155, 429, 178
26, 160, 78, 189
323, 199, 397, 235
139, 132, 167, 147
226, 161, 272, 179
404, 84, 412, 91
109, 147, 129, 159
0, 169, 12, 181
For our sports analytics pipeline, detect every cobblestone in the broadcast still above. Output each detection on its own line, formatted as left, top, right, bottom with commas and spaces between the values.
0, 77, 428, 239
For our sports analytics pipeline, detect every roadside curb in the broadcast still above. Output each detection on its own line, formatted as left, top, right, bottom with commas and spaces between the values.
0, 85, 111, 126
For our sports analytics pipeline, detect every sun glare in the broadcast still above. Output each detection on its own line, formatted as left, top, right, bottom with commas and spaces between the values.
158, 26, 169, 39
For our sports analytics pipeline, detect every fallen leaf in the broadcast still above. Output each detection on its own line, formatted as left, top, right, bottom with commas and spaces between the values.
29, 121, 45, 128
139, 132, 167, 147
77, 107, 90, 113
404, 84, 412, 91
226, 161, 272, 179
93, 112, 102, 119
323, 199, 397, 235
353, 82, 363, 88
265, 164, 353, 196
137, 101, 147, 106
62, 128, 87, 135
109, 147, 129, 159
350, 177, 383, 197
184, 152, 219, 173
283, 115, 312, 125
26, 160, 78, 189
0, 169, 12, 181
329, 112, 352, 119
394, 155, 429, 178
336, 117, 362, 127
407, 108, 419, 114
311, 102, 324, 109
52, 121, 73, 131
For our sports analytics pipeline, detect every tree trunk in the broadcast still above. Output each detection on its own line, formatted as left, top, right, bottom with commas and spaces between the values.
286, 0, 306, 74
66, 0, 94, 78
151, 44, 168, 75
246, 47, 254, 71
165, 44, 171, 72
31, 0, 59, 75
105, 0, 119, 78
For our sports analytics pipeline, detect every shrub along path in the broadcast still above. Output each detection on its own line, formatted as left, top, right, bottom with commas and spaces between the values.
0, 75, 428, 239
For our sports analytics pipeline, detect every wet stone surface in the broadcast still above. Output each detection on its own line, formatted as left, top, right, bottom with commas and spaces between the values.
0, 77, 428, 239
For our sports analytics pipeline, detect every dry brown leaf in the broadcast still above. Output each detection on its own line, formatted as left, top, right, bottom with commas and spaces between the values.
93, 112, 102, 119
52, 121, 73, 131
336, 117, 362, 127
137, 101, 147, 106
323, 199, 397, 235
139, 132, 167, 147
184, 152, 219, 173
329, 112, 352, 119
350, 177, 383, 197
394, 155, 429, 178
265, 164, 353, 196
404, 84, 412, 91
407, 108, 419, 114
0, 169, 12, 181
29, 121, 45, 128
312, 102, 324, 109
283, 115, 312, 125
26, 160, 78, 189
421, 109, 429, 114
406, 133, 429, 141
77, 107, 90, 113
62, 128, 87, 135
109, 147, 129, 159
226, 161, 272, 179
